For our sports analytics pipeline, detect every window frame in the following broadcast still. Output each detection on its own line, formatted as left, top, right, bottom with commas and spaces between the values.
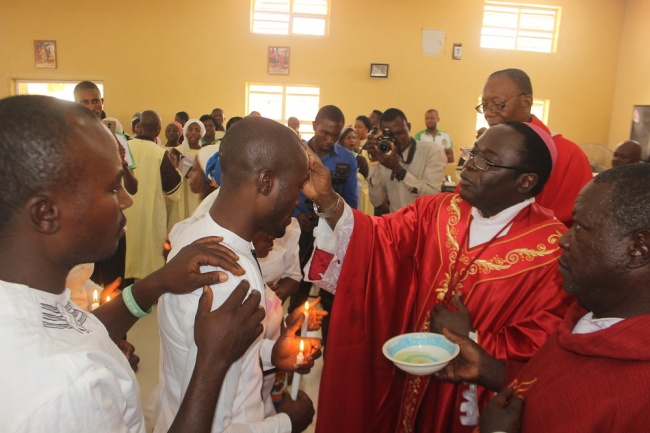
246, 83, 320, 140
480, 1, 561, 53
251, 0, 330, 36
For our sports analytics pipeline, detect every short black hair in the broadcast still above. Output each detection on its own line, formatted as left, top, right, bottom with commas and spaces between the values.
489, 68, 533, 96
226, 116, 243, 130
381, 108, 408, 124
371, 109, 383, 118
175, 111, 190, 123
593, 164, 650, 236
73, 81, 100, 98
503, 120, 552, 196
314, 105, 345, 124
355, 115, 372, 130
219, 117, 306, 188
0, 95, 90, 235
200, 114, 218, 127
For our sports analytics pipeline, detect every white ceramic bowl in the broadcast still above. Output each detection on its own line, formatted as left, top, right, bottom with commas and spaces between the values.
382, 332, 460, 376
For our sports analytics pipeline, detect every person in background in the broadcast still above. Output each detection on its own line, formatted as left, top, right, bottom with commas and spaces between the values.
188, 145, 220, 201
73, 81, 137, 289
366, 108, 447, 213
414, 108, 455, 163
611, 139, 642, 167
478, 68, 592, 227
288, 116, 301, 138
175, 111, 189, 127
291, 105, 357, 350
354, 115, 372, 150
369, 109, 383, 128
200, 114, 220, 146
211, 108, 226, 130
227, 116, 244, 131
124, 110, 181, 281
339, 126, 368, 179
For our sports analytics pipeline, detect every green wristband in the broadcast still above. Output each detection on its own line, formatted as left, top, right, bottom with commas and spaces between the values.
122, 285, 152, 318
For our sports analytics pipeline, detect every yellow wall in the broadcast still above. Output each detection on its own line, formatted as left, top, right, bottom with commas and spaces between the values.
0, 0, 627, 154
608, 0, 650, 151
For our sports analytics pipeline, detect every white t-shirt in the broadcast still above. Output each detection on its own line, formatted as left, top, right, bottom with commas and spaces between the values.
155, 213, 292, 433
0, 280, 144, 433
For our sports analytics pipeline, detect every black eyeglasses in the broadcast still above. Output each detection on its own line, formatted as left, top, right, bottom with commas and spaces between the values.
475, 93, 526, 114
460, 148, 528, 172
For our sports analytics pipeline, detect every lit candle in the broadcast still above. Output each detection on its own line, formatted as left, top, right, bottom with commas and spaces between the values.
290, 339, 305, 400
301, 301, 309, 337
91, 289, 100, 311
106, 295, 111, 303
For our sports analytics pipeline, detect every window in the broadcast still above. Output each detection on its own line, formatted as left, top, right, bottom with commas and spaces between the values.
247, 84, 320, 140
475, 97, 549, 131
15, 80, 104, 101
480, 2, 560, 53
252, 0, 329, 36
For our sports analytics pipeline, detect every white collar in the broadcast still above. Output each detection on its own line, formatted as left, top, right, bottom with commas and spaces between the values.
572, 311, 624, 334
471, 197, 535, 226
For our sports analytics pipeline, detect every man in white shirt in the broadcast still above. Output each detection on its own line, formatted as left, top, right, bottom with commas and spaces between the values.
0, 95, 266, 433
156, 117, 320, 433
366, 108, 447, 213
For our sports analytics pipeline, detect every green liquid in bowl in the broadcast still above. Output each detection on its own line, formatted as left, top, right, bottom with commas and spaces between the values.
395, 350, 438, 364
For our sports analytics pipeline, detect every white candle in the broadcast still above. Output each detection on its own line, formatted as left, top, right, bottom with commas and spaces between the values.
301, 301, 309, 337
290, 339, 305, 400
91, 289, 100, 311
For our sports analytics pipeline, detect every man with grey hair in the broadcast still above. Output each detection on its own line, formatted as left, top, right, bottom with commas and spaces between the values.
477, 68, 593, 227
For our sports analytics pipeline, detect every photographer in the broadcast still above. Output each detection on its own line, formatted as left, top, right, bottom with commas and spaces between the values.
366, 108, 447, 212
291, 105, 357, 348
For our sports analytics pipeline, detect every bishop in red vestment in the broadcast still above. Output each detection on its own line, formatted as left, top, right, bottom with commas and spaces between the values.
303, 122, 574, 433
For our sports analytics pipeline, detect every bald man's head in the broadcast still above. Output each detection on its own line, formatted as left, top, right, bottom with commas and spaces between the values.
219, 117, 307, 189
612, 140, 641, 168
140, 110, 162, 136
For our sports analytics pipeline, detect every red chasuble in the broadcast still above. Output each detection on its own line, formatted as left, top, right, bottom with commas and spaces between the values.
315, 193, 573, 433
509, 302, 650, 432
527, 116, 592, 228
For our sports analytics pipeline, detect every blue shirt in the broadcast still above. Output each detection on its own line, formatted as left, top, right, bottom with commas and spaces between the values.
295, 142, 358, 217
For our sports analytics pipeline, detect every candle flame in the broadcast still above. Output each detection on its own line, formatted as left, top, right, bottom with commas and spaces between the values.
106, 296, 111, 303
299, 339, 304, 352
304, 301, 309, 312
92, 289, 98, 303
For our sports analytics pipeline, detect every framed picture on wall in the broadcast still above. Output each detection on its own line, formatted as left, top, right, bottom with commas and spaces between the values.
268, 47, 290, 75
370, 63, 389, 78
34, 40, 57, 69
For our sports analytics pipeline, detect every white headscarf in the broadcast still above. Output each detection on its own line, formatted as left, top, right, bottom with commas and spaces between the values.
182, 119, 206, 150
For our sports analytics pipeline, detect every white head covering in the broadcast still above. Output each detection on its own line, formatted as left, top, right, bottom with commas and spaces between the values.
182, 119, 206, 149
197, 145, 220, 175
102, 117, 124, 134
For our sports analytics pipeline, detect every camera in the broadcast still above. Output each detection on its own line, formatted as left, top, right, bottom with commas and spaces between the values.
331, 162, 351, 185
377, 129, 399, 154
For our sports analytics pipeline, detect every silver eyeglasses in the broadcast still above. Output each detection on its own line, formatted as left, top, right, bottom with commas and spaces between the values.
460, 148, 527, 172
475, 93, 526, 114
